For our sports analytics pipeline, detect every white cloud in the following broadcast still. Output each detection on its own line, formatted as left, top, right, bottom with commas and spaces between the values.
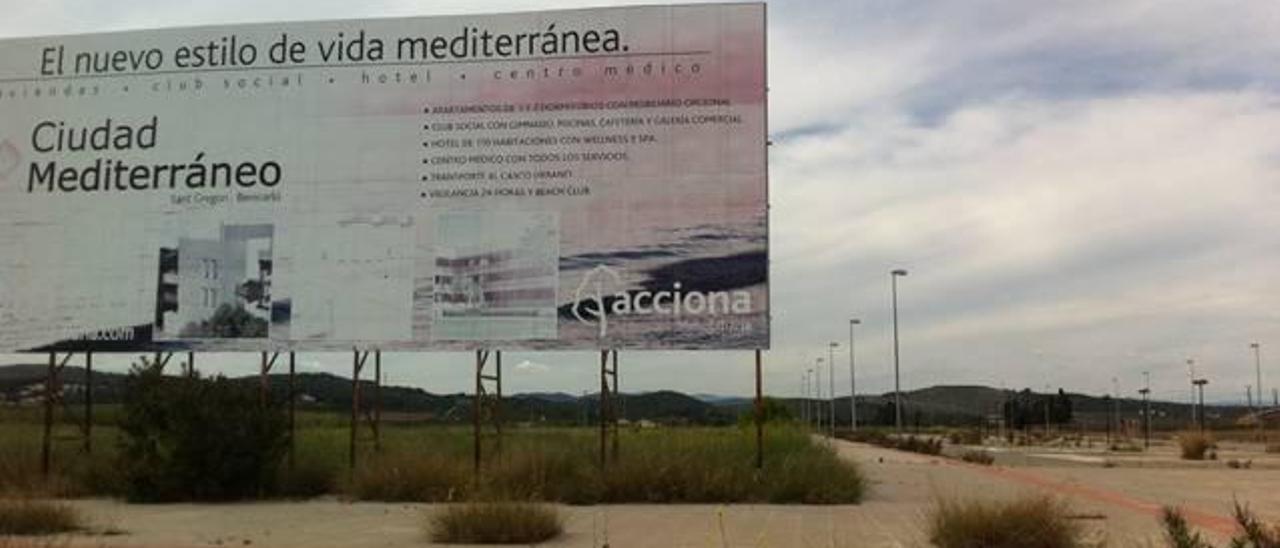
515, 359, 550, 373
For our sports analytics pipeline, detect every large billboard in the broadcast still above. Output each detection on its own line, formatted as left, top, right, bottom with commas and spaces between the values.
0, 4, 768, 352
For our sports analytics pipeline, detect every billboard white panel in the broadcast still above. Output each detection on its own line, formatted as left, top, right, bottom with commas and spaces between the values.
0, 4, 768, 352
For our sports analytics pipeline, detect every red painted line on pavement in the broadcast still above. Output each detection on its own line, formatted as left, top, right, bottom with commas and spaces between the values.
944, 459, 1238, 537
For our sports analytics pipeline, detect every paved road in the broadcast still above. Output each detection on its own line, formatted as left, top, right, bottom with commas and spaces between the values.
42, 438, 1270, 547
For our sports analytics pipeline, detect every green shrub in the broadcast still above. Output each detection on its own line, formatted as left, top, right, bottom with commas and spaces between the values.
119, 359, 288, 501
928, 495, 1085, 548
275, 456, 339, 499
1177, 432, 1214, 460
736, 397, 794, 426
0, 497, 83, 535
427, 501, 563, 544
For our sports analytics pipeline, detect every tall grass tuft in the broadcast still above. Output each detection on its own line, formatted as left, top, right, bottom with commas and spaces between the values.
928, 495, 1086, 548
427, 501, 563, 544
349, 452, 469, 502
1160, 506, 1211, 548
0, 497, 83, 536
1177, 432, 1214, 460
1229, 501, 1280, 548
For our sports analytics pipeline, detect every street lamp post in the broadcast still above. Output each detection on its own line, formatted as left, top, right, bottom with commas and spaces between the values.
1252, 343, 1263, 435
1193, 378, 1209, 435
1112, 377, 1120, 442
848, 319, 861, 432
828, 342, 838, 437
1139, 371, 1151, 450
815, 358, 824, 432
807, 369, 815, 427
890, 268, 909, 433
1186, 358, 1197, 425
801, 369, 809, 425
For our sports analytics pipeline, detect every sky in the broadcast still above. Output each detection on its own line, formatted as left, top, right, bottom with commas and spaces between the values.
2, 0, 1278, 404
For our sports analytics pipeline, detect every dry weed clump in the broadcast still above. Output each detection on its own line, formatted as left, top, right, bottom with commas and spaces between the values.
0, 497, 83, 536
427, 501, 562, 544
1177, 431, 1214, 460
928, 495, 1087, 548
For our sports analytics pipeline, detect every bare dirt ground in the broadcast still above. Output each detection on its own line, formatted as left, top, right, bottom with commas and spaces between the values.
23, 438, 1278, 547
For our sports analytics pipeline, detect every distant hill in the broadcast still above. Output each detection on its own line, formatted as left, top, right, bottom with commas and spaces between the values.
693, 393, 753, 406
0, 364, 733, 425
518, 392, 580, 403
0, 364, 1248, 428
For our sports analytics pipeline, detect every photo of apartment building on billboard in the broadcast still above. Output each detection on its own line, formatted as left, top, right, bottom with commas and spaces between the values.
155, 223, 274, 340
432, 211, 559, 341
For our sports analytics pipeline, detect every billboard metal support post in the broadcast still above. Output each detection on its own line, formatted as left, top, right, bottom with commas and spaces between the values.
42, 353, 55, 479
472, 349, 503, 476
83, 352, 93, 455
349, 349, 369, 472
152, 352, 174, 372
612, 350, 620, 461
474, 350, 482, 475
599, 349, 619, 468
495, 351, 503, 456
288, 352, 296, 471
260, 351, 280, 405
41, 352, 75, 478
599, 350, 607, 468
755, 349, 763, 470
185, 352, 195, 378
373, 350, 382, 452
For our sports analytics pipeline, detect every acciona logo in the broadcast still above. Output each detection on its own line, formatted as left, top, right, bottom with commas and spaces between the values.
571, 264, 752, 338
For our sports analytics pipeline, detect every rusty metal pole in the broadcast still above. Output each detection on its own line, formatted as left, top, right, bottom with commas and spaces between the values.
260, 352, 269, 405
473, 349, 483, 476
349, 349, 360, 472
611, 350, 619, 461
755, 349, 764, 470
288, 351, 296, 471
599, 349, 609, 469
84, 352, 93, 455
374, 350, 382, 452
495, 350, 503, 456
41, 352, 55, 479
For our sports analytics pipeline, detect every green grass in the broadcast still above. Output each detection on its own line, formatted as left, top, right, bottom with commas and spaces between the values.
0, 409, 863, 505
928, 495, 1087, 548
0, 422, 123, 497
427, 501, 563, 544
0, 497, 83, 536
346, 425, 864, 504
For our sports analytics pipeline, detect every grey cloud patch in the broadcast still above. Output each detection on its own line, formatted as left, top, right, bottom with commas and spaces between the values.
3, 1, 1278, 401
